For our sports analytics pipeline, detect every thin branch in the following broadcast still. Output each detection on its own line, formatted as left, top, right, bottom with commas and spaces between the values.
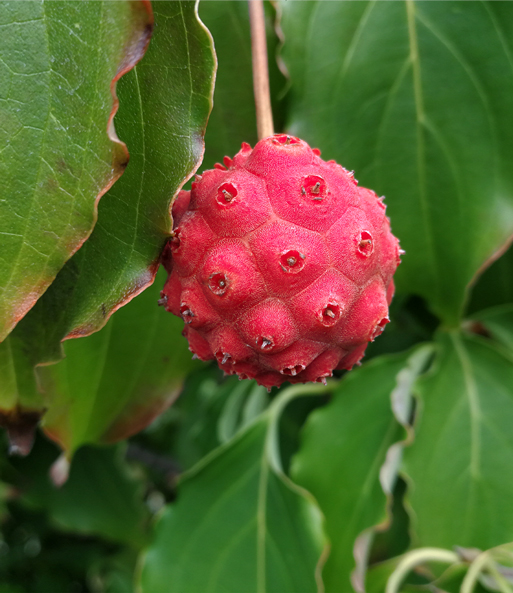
248, 0, 274, 139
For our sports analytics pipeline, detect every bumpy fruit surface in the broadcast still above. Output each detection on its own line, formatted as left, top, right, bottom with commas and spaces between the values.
160, 134, 402, 389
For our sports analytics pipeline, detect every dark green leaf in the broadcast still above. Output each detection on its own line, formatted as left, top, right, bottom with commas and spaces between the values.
279, 1, 513, 325
0, 0, 152, 340
139, 384, 327, 593
291, 347, 432, 593
403, 331, 513, 549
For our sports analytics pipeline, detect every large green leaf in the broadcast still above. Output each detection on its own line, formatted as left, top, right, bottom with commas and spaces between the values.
139, 384, 327, 593
198, 0, 285, 171
279, 1, 513, 325
8, 0, 216, 364
291, 348, 431, 593
36, 268, 201, 456
9, 439, 148, 547
0, 0, 152, 341
403, 331, 513, 550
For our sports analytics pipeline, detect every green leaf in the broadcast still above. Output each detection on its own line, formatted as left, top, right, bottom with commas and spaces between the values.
291, 348, 431, 593
0, 1, 215, 452
365, 557, 405, 593
139, 384, 327, 593
11, 439, 148, 547
403, 331, 513, 549
279, 1, 513, 325
0, 0, 152, 341
8, 0, 216, 365
199, 0, 285, 171
35, 268, 201, 455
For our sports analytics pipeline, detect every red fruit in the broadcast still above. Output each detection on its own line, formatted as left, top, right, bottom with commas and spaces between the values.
160, 135, 401, 388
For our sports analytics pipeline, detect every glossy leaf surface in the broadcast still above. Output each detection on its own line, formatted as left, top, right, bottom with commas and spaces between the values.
279, 0, 513, 325
291, 350, 429, 592
139, 385, 326, 593
404, 331, 513, 549
0, 0, 152, 340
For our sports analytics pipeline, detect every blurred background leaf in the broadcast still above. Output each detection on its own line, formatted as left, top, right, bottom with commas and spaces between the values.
469, 305, 513, 354
5, 438, 148, 548
0, 432, 149, 593
467, 243, 513, 315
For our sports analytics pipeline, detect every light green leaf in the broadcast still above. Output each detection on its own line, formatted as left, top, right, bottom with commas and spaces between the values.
403, 331, 513, 550
0, 0, 152, 340
291, 348, 431, 593
139, 384, 327, 593
279, 0, 513, 325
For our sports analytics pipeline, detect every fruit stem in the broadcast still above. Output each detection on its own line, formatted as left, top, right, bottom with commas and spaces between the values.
248, 0, 274, 139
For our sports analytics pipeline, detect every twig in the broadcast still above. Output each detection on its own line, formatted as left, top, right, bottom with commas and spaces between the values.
248, 0, 274, 139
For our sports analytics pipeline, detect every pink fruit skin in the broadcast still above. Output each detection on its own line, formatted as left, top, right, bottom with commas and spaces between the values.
161, 134, 402, 388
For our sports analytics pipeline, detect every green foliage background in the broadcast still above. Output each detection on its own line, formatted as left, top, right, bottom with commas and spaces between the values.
1, 1, 513, 592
